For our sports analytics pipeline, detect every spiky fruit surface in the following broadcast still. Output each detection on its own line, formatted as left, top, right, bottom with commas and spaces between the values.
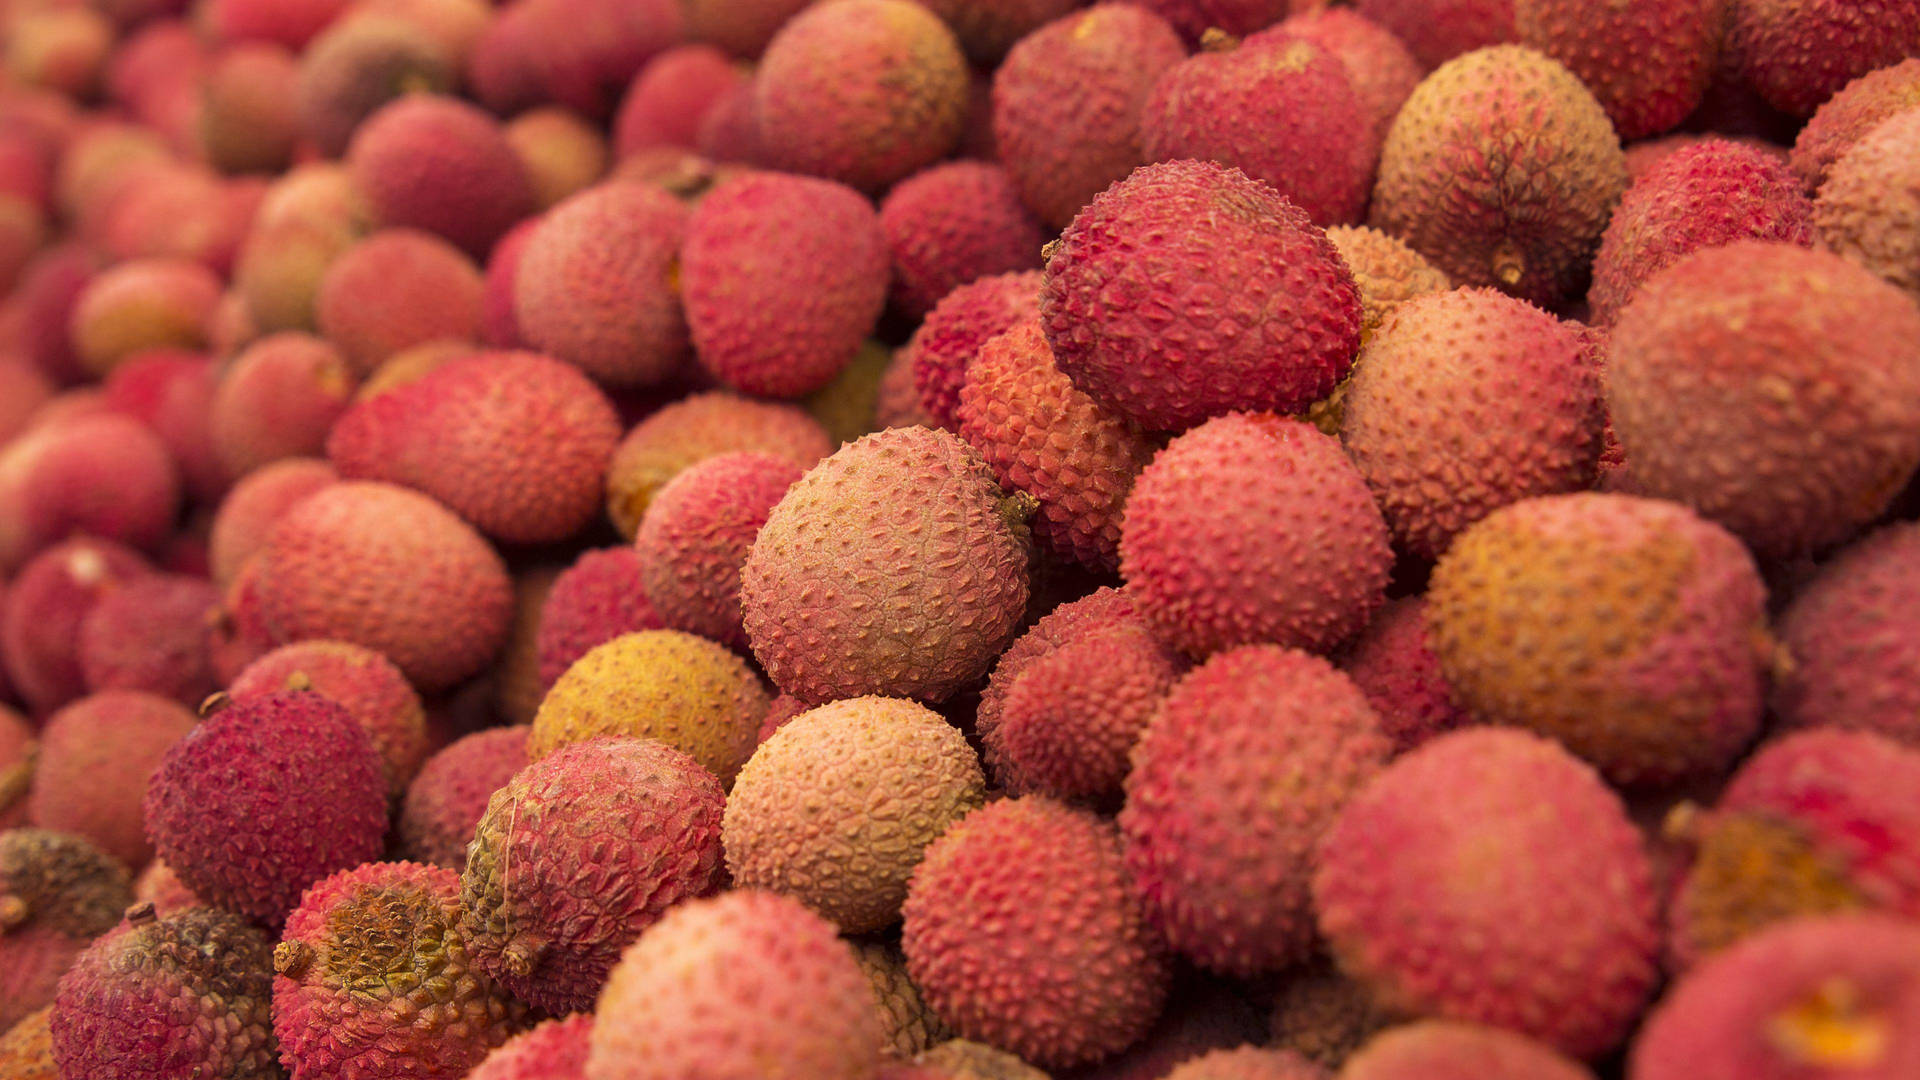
1354, 0, 1515, 68
743, 427, 1033, 705
1313, 728, 1660, 1057
0, 1006, 56, 1080
1814, 108, 1920, 302
1161, 1047, 1325, 1080
636, 452, 801, 651
755, 0, 968, 193
397, 725, 527, 871
588, 890, 886, 1080
0, 412, 179, 574
1606, 241, 1920, 560
1514, 0, 1719, 139
535, 548, 663, 688
1121, 414, 1391, 658
992, 5, 1187, 230
1142, 35, 1375, 228
1262, 10, 1423, 143
880, 162, 1045, 320
513, 182, 689, 388
0, 829, 131, 1032
1122, 647, 1390, 975
1724, 0, 1920, 117
1789, 59, 1920, 192
956, 321, 1155, 572
605, 391, 834, 538
346, 95, 532, 257
76, 576, 218, 705
1774, 523, 1920, 745
1666, 729, 1920, 966
67, 257, 218, 377
145, 692, 386, 925
211, 334, 357, 477
1342, 1022, 1594, 1080
856, 943, 951, 1058
28, 691, 196, 868
315, 231, 482, 375
1589, 141, 1816, 325
255, 481, 512, 692
1322, 226, 1453, 350
1267, 962, 1393, 1070
468, 1015, 592, 1080
229, 641, 428, 798
530, 630, 769, 783
681, 172, 888, 398
908, 270, 1041, 431
1372, 45, 1627, 306
297, 15, 456, 157
903, 797, 1169, 1068
1339, 288, 1601, 559
208, 459, 336, 588
1, 539, 151, 716
1339, 597, 1467, 752
273, 861, 528, 1079
725, 697, 985, 933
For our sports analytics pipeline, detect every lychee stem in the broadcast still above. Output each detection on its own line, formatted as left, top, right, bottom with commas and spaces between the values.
274, 940, 316, 978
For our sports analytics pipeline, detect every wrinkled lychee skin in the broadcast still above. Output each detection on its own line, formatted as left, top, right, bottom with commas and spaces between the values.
144, 691, 389, 926
855, 941, 951, 1059
1339, 597, 1469, 753
273, 861, 530, 1080
743, 427, 1033, 705
1814, 108, 1920, 304
0, 1005, 57, 1080
1723, 0, 1920, 117
396, 726, 529, 872
534, 547, 664, 689
28, 690, 197, 870
908, 269, 1041, 432
460, 736, 727, 1014
1259, 9, 1423, 145
878, 161, 1046, 320
0, 829, 132, 1032
636, 452, 802, 651
1514, 0, 1721, 140
49, 906, 282, 1080
1789, 59, 1920, 193
467, 1014, 592, 1080
1042, 160, 1364, 432
1773, 522, 1920, 746
228, 640, 429, 799
1341, 1022, 1596, 1080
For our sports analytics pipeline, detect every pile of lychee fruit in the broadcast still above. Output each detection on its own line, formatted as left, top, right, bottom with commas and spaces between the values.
0, 0, 1917, 1077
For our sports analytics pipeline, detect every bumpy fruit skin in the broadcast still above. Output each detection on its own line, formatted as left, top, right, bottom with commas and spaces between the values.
880, 162, 1046, 320
49, 906, 282, 1080
1, 539, 151, 717
229, 641, 428, 798
1313, 728, 1661, 1058
1045, 160, 1363, 431
1121, 414, 1392, 658
1354, 0, 1514, 67
0, 1006, 57, 1080
273, 861, 528, 1079
315, 231, 483, 375
742, 427, 1033, 705
535, 548, 663, 688
1515, 0, 1720, 139
992, 5, 1188, 230
468, 1015, 592, 1080
908, 270, 1041, 431
1774, 523, 1920, 745
1590, 140, 1816, 325
1372, 45, 1627, 306
211, 335, 359, 475
1789, 59, 1920, 192
1142, 36, 1375, 228
755, 0, 969, 193
256, 481, 513, 692
1666, 729, 1920, 966
77, 576, 219, 705
28, 691, 196, 869
1724, 0, 1920, 117
327, 351, 620, 544
724, 697, 985, 933
1606, 241, 1920, 560
1322, 226, 1453, 346
856, 943, 951, 1058
514, 182, 689, 388
956, 321, 1156, 572
396, 726, 528, 871
637, 453, 801, 651
461, 736, 724, 1013
1262, 10, 1423, 143
0, 412, 180, 575
1340, 289, 1601, 559
588, 891, 886, 1080
1342, 1022, 1595, 1080
607, 392, 834, 538
1339, 597, 1467, 752
1162, 1047, 1326, 1080
0, 829, 132, 1032
1122, 647, 1391, 975
681, 172, 889, 399
903, 798, 1170, 1069
530, 631, 770, 783
1814, 108, 1920, 302
346, 94, 533, 257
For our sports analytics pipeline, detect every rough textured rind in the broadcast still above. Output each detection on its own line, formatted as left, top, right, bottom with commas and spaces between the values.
991, 4, 1188, 230
755, 0, 969, 194
1261, 10, 1424, 143
856, 943, 951, 1059
530, 630, 770, 783
742, 427, 1033, 705
1044, 160, 1363, 431
229, 641, 428, 798
1371, 45, 1628, 306
314, 232, 482, 376
535, 548, 664, 689
1790, 59, 1920, 192
467, 1015, 592, 1080
0, 1007, 57, 1080
211, 335, 358, 476
0, 829, 131, 1032
880, 162, 1046, 320
1514, 0, 1720, 139
1814, 108, 1920, 302
1312, 728, 1661, 1058
1342, 1022, 1595, 1080
1629, 915, 1920, 1080
513, 182, 689, 388
637, 453, 802, 651
397, 726, 528, 872
1589, 140, 1816, 325
1141, 36, 1376, 228
908, 270, 1042, 431
255, 481, 513, 693
1120, 414, 1391, 659
1774, 522, 1920, 745
1724, 0, 1920, 117
1321, 226, 1453, 349
145, 692, 388, 926
1, 539, 151, 717
1339, 288, 1602, 559
345, 94, 533, 258
902, 798, 1171, 1069
49, 907, 282, 1080
76, 577, 219, 706
1606, 241, 1920, 560
461, 736, 725, 1014
681, 172, 889, 399
1339, 597, 1467, 752
724, 697, 986, 933
588, 890, 886, 1080
605, 391, 834, 538
1122, 647, 1391, 975
1354, 0, 1514, 68
28, 691, 197, 869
